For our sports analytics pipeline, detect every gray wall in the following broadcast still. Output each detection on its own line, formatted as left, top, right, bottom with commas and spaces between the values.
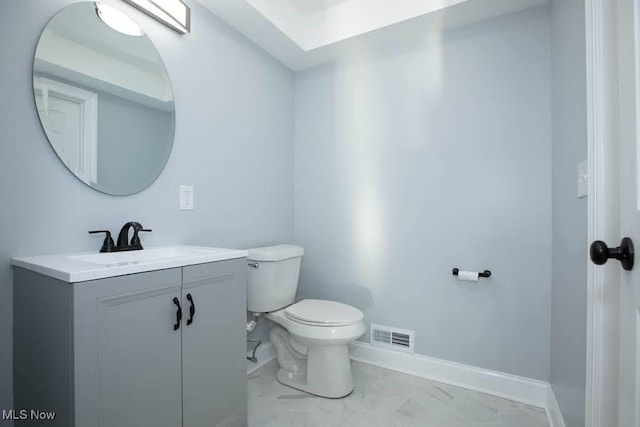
550, 0, 588, 425
96, 92, 174, 195
0, 0, 294, 418
294, 6, 552, 380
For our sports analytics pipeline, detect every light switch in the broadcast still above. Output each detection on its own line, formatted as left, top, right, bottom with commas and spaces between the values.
180, 185, 194, 210
577, 160, 588, 198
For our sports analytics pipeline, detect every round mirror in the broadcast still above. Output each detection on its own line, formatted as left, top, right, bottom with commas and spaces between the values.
33, 2, 175, 195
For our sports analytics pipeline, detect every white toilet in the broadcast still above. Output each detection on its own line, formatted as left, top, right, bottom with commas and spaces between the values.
247, 244, 366, 398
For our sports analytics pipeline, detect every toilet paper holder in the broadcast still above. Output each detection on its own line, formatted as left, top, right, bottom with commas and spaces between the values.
452, 268, 491, 278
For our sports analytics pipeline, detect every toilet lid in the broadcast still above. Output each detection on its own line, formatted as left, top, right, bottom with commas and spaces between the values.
285, 299, 363, 326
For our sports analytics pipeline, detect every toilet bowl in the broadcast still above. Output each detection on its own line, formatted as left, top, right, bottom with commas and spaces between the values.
246, 245, 365, 398
267, 299, 366, 398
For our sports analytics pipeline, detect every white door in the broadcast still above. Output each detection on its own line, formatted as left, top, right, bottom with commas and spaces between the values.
35, 93, 83, 174
616, 0, 640, 424
33, 77, 98, 184
587, 0, 640, 425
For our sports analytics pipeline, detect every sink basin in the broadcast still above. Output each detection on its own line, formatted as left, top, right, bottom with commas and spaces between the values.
69, 246, 228, 266
12, 245, 248, 282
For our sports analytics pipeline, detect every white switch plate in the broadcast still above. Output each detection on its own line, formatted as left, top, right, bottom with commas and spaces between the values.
577, 160, 588, 198
180, 185, 194, 210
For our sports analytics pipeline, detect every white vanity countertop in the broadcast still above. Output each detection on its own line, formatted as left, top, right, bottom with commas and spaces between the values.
12, 245, 248, 282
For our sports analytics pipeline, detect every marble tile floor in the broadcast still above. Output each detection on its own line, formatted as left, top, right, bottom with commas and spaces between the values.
248, 360, 550, 427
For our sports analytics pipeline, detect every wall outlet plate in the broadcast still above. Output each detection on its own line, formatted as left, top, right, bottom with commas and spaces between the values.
180, 185, 194, 210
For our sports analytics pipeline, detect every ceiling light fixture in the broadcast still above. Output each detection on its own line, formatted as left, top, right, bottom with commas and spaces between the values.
95, 3, 144, 37
122, 0, 191, 34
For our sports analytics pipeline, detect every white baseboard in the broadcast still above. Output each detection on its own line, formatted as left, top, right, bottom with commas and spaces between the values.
254, 340, 564, 426
546, 384, 567, 427
348, 341, 549, 408
246, 341, 276, 375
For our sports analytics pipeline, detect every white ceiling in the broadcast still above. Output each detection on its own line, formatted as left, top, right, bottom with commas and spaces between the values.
197, 0, 549, 71
49, 2, 164, 73
35, 2, 173, 107
288, 0, 352, 16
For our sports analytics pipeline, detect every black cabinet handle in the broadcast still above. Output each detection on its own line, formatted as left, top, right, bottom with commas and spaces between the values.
172, 297, 182, 330
186, 293, 195, 325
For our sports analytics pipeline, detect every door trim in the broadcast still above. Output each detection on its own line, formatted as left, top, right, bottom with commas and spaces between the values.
33, 76, 98, 184
585, 0, 621, 426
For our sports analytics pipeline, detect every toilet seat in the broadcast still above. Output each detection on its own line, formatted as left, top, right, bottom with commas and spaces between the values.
285, 299, 363, 327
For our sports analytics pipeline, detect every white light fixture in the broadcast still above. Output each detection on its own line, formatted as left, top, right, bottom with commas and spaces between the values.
95, 3, 144, 37
123, 0, 191, 34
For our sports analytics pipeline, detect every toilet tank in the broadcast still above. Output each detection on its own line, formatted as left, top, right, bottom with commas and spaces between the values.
247, 244, 304, 313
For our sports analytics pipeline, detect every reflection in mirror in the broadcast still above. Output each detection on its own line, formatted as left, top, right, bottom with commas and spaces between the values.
33, 2, 175, 195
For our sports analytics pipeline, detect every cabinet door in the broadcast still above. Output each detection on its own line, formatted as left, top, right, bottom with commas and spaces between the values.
74, 268, 183, 427
182, 259, 247, 427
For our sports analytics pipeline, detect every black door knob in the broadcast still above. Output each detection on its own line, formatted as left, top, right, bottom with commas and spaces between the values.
589, 237, 634, 271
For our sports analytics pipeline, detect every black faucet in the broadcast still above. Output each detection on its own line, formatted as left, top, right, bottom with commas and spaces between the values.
116, 222, 152, 251
89, 222, 152, 253
88, 230, 115, 253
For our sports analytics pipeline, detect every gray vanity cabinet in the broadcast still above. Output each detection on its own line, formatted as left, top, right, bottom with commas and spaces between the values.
74, 267, 184, 427
13, 258, 247, 427
182, 261, 247, 427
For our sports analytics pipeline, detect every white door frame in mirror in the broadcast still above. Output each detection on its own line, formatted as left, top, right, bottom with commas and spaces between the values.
34, 76, 98, 185
585, 0, 621, 426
